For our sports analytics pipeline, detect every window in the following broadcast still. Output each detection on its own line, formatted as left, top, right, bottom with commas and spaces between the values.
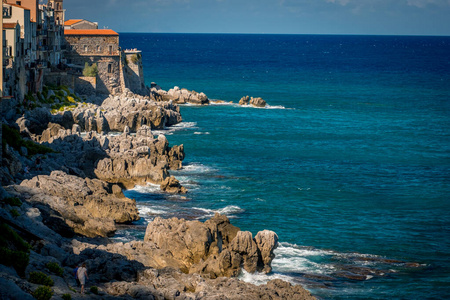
109, 45, 113, 55
97, 45, 101, 52
108, 64, 112, 73
16, 1, 21, 5
84, 45, 88, 53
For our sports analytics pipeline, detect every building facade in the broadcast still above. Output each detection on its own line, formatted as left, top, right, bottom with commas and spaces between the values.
64, 28, 121, 94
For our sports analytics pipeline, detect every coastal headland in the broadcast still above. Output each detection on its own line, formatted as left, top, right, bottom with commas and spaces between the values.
1, 84, 316, 299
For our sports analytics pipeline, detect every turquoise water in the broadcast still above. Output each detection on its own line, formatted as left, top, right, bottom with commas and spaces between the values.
120, 34, 450, 299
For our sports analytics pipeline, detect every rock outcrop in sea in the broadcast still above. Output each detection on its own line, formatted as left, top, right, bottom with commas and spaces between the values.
151, 85, 210, 105
239, 96, 267, 108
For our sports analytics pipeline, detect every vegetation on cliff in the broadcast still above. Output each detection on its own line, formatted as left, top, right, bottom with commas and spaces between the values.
2, 124, 55, 158
0, 222, 31, 276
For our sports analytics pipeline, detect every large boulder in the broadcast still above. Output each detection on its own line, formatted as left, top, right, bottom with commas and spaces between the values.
160, 176, 187, 194
143, 214, 278, 277
151, 86, 210, 105
239, 96, 267, 108
19, 171, 139, 237
250, 97, 267, 108
94, 132, 184, 189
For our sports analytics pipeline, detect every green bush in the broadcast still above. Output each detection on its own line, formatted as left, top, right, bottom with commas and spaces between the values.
2, 124, 54, 157
0, 247, 30, 276
10, 209, 20, 218
46, 262, 64, 277
130, 54, 139, 64
90, 286, 99, 295
4, 197, 22, 206
62, 294, 72, 300
83, 62, 98, 77
28, 271, 54, 286
0, 223, 30, 251
42, 86, 49, 98
60, 85, 70, 95
0, 223, 30, 276
33, 286, 53, 300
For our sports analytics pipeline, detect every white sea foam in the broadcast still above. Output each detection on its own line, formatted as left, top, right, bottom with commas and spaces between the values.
171, 122, 198, 129
271, 243, 336, 275
179, 163, 217, 173
153, 122, 198, 136
138, 205, 168, 216
193, 205, 244, 219
194, 132, 210, 135
239, 269, 295, 286
209, 100, 236, 106
131, 183, 161, 194
265, 104, 287, 110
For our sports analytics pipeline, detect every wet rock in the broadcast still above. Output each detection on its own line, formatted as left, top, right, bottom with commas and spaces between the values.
160, 176, 187, 194
238, 96, 267, 108
254, 230, 279, 273
239, 95, 250, 105
250, 97, 267, 108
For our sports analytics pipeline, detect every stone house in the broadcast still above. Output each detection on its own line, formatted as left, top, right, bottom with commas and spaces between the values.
64, 19, 98, 30
2, 2, 31, 100
3, 22, 22, 97
64, 28, 122, 94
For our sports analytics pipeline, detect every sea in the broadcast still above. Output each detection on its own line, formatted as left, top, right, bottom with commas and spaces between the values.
118, 33, 450, 299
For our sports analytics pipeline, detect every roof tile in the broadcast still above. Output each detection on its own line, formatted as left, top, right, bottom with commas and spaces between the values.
64, 29, 119, 36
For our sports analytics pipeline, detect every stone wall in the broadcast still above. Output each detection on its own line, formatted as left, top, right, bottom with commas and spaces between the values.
65, 35, 119, 57
65, 35, 121, 95
75, 76, 96, 95
123, 51, 147, 95
43, 71, 75, 88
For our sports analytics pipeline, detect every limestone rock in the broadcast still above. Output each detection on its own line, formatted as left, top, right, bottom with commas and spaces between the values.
151, 86, 210, 105
230, 231, 260, 273
239, 96, 250, 105
239, 96, 267, 108
254, 230, 279, 273
19, 171, 139, 237
142, 214, 278, 277
250, 97, 267, 108
160, 176, 188, 194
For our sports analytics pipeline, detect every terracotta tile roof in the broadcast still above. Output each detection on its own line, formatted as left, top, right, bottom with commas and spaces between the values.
3, 23, 19, 29
5, 3, 30, 10
64, 19, 83, 26
64, 29, 119, 36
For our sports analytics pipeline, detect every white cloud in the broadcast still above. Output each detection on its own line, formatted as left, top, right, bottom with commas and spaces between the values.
326, 0, 351, 6
406, 0, 447, 7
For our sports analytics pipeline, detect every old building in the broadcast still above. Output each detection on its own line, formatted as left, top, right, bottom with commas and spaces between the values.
64, 27, 121, 94
47, 0, 63, 25
64, 19, 98, 30
3, 22, 21, 98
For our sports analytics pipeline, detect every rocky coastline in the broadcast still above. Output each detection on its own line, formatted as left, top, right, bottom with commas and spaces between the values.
1, 87, 316, 299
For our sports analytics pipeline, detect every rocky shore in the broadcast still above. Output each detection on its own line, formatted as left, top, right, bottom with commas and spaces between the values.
1, 88, 315, 299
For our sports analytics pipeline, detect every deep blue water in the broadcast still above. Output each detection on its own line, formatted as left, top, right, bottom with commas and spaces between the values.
119, 33, 450, 299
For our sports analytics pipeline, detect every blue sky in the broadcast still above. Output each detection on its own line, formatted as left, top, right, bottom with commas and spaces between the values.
64, 0, 450, 35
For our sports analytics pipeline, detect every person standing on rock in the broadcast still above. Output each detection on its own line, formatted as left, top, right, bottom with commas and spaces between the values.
77, 263, 89, 294
73, 265, 80, 287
